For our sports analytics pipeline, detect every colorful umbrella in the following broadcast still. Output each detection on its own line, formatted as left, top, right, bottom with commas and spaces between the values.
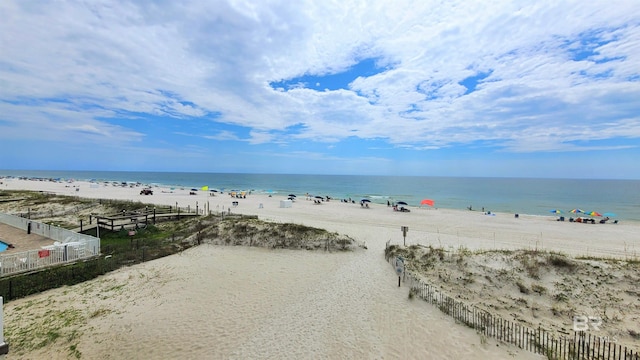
586, 211, 602, 217
421, 199, 435, 207
569, 209, 584, 214
549, 209, 564, 214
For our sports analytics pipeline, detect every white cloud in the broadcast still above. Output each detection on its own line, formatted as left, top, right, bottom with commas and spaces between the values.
1, 0, 639, 161
202, 130, 241, 141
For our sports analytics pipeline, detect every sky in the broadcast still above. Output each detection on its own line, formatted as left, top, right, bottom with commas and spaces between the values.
1, 1, 640, 179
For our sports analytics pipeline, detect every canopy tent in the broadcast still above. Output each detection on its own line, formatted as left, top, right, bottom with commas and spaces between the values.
420, 199, 435, 207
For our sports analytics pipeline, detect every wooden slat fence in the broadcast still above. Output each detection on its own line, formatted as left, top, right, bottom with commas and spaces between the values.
386, 253, 638, 360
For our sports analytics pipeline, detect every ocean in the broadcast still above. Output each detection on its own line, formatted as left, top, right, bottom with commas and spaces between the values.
1, 170, 639, 221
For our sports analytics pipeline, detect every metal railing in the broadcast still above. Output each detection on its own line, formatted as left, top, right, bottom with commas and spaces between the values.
0, 213, 100, 277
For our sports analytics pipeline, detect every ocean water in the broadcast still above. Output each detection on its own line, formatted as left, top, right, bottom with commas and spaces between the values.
1, 170, 639, 221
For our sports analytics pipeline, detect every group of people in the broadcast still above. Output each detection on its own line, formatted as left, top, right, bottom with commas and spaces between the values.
386, 201, 409, 212
569, 216, 614, 224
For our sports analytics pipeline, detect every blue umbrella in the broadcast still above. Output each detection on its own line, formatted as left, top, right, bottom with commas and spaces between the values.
549, 209, 564, 214
602, 212, 617, 217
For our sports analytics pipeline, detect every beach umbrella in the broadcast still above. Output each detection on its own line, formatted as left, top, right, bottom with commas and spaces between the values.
420, 199, 435, 207
191, 188, 198, 191
569, 209, 584, 214
549, 209, 564, 214
315, 195, 324, 199
586, 211, 602, 217
603, 212, 617, 217
288, 194, 297, 197
396, 201, 408, 206
360, 199, 371, 203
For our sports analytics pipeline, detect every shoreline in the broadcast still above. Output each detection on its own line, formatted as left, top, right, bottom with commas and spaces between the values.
1, 178, 638, 259
2, 173, 637, 223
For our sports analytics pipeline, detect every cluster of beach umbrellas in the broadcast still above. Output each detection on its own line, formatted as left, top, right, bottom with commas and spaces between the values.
548, 209, 616, 217
397, 199, 434, 207
284, 195, 437, 207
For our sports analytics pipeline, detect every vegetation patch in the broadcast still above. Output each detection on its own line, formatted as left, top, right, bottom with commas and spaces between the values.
184, 217, 360, 251
384, 245, 640, 350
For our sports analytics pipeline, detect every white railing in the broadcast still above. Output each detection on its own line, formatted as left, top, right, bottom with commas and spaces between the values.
0, 213, 100, 277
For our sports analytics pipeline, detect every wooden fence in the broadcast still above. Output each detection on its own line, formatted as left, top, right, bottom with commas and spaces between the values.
385, 251, 638, 360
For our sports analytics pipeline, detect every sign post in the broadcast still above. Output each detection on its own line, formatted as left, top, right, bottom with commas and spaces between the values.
395, 256, 405, 287
401, 226, 408, 246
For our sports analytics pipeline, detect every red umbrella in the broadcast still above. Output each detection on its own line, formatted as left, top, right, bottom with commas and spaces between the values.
420, 199, 434, 207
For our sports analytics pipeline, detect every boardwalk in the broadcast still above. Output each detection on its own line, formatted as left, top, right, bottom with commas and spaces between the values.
73, 211, 199, 233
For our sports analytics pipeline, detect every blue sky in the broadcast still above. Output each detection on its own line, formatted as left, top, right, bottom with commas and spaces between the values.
1, 1, 639, 179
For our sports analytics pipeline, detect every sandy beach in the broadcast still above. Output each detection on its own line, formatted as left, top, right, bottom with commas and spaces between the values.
1, 178, 639, 359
